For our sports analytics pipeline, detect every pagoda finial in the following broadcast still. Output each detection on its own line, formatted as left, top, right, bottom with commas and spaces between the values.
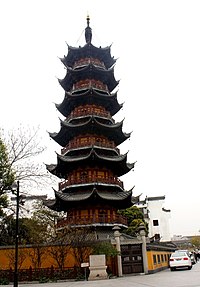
85, 14, 92, 44
86, 14, 90, 26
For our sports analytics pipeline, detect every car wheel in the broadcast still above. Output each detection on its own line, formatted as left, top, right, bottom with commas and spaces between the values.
188, 266, 192, 270
170, 267, 175, 271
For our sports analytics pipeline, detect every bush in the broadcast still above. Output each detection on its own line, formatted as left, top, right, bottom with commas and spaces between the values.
92, 242, 119, 257
0, 278, 9, 285
39, 277, 49, 283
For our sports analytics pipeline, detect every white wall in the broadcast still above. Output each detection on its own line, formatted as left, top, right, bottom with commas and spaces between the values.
136, 196, 171, 242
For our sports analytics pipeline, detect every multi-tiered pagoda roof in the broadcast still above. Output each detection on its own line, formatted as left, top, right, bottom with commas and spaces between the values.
45, 16, 137, 229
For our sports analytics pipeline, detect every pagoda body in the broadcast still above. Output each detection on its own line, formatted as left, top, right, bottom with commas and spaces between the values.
45, 17, 136, 233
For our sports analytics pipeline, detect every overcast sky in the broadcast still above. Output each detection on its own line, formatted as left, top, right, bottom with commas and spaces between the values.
0, 0, 200, 237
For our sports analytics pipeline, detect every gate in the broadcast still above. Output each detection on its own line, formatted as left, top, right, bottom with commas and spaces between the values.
121, 244, 143, 274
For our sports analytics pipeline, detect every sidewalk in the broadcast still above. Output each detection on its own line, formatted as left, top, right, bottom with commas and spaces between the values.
4, 262, 200, 287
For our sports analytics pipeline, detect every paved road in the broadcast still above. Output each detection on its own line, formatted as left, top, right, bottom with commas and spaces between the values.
4, 262, 200, 287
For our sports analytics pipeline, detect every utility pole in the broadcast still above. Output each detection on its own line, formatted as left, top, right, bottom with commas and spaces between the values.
13, 181, 20, 287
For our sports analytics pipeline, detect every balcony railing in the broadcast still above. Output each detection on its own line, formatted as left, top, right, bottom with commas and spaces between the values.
59, 177, 124, 190
57, 214, 128, 228
72, 80, 108, 93
66, 109, 112, 122
73, 58, 105, 69
61, 141, 119, 154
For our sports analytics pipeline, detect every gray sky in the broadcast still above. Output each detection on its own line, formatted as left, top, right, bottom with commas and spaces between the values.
0, 0, 200, 237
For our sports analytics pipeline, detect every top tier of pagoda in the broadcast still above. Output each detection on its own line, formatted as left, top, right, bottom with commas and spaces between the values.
45, 16, 137, 229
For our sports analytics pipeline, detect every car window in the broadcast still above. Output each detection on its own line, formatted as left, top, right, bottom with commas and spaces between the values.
171, 252, 187, 257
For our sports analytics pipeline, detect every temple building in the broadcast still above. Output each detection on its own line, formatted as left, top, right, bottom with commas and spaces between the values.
44, 16, 138, 235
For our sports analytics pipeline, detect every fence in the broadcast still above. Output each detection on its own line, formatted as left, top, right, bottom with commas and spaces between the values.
0, 266, 85, 284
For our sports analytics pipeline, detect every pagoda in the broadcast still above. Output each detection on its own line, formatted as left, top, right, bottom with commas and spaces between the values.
45, 16, 137, 234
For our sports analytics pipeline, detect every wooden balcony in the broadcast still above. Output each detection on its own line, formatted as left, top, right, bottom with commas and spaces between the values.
57, 214, 128, 228
73, 58, 105, 69
66, 109, 112, 122
59, 177, 124, 190
61, 140, 119, 154
72, 79, 108, 93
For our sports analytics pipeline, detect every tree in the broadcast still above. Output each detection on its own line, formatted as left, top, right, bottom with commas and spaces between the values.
0, 138, 15, 216
30, 203, 96, 269
0, 216, 49, 246
32, 200, 63, 241
92, 241, 119, 257
6, 248, 26, 270
27, 246, 47, 269
0, 138, 15, 191
22, 210, 50, 268
191, 236, 200, 249
0, 125, 57, 225
118, 206, 148, 237
0, 214, 16, 245
69, 227, 95, 266
0, 125, 57, 193
49, 239, 71, 271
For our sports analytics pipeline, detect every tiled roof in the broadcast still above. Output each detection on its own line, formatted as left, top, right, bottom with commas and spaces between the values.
55, 188, 132, 202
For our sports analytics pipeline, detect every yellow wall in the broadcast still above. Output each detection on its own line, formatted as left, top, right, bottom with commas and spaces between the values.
147, 250, 172, 273
0, 245, 76, 270
0, 245, 173, 274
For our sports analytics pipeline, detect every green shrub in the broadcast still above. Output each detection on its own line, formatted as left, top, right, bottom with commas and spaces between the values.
39, 277, 49, 283
0, 278, 9, 285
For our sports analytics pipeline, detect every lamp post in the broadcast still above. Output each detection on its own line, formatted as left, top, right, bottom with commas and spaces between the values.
138, 223, 148, 274
113, 225, 123, 277
12, 180, 20, 287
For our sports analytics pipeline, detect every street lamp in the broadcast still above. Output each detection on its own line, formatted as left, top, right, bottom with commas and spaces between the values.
113, 225, 123, 277
12, 180, 20, 287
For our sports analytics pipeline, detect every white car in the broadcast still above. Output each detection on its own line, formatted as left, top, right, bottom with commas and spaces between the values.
169, 251, 192, 271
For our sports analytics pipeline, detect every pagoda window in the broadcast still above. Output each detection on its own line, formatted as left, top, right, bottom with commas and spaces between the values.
77, 210, 81, 218
80, 171, 88, 181
105, 171, 109, 179
96, 137, 103, 144
99, 209, 107, 223
97, 171, 105, 179
81, 210, 88, 217
99, 209, 107, 215
92, 169, 97, 177
94, 107, 101, 113
80, 137, 89, 144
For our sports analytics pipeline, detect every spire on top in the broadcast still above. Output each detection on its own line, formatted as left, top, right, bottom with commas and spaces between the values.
86, 14, 90, 26
85, 14, 92, 44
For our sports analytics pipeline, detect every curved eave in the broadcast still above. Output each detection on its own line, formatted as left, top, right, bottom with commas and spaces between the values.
98, 190, 132, 201
55, 90, 122, 117
132, 192, 142, 204
43, 198, 57, 210
56, 188, 132, 204
55, 150, 135, 177
58, 65, 118, 93
49, 117, 131, 147
43, 188, 133, 211
45, 163, 57, 174
61, 43, 116, 69
58, 149, 126, 162
65, 144, 119, 157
